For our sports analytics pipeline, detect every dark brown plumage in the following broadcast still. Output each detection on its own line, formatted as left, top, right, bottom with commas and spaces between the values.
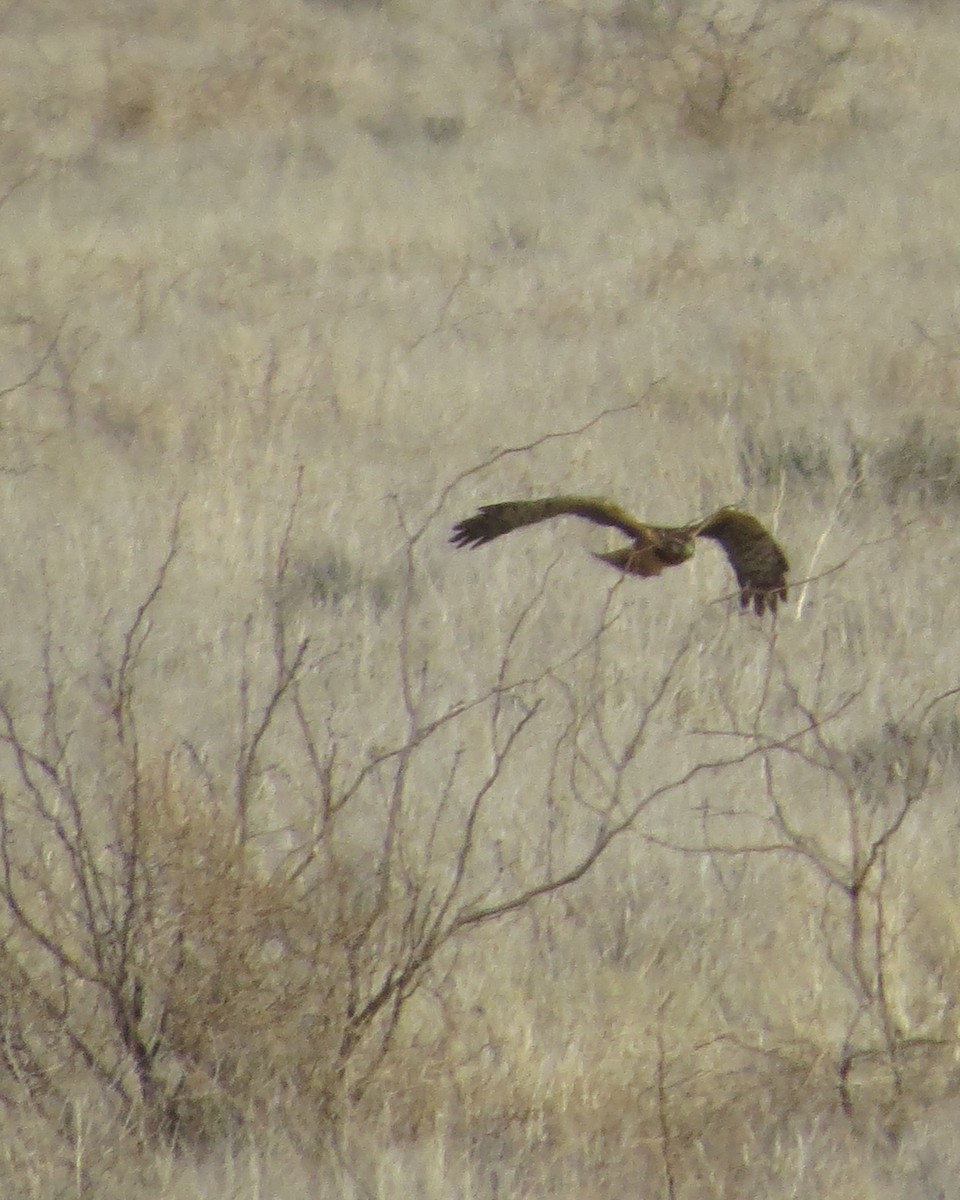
451, 496, 788, 614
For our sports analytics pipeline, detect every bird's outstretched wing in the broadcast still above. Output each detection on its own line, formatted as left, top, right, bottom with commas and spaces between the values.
686, 508, 789, 615
451, 497, 789, 616
450, 496, 655, 549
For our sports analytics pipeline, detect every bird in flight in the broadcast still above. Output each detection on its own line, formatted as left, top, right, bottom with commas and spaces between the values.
451, 496, 788, 614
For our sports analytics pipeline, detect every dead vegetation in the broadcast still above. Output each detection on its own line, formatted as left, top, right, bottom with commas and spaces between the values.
492, 0, 875, 143
0, 432, 958, 1195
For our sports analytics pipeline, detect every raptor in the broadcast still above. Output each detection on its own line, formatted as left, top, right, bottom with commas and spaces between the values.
451, 497, 788, 615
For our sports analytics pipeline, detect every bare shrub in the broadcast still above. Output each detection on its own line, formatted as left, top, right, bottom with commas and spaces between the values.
650, 657, 960, 1128
0, 441, 847, 1164
0, 412, 956, 1184
0, 467, 792, 1153
738, 425, 837, 493
493, 0, 864, 142
279, 546, 397, 615
101, 64, 156, 139
874, 416, 960, 509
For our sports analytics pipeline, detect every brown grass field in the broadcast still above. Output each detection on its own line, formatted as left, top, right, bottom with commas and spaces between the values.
3, 0, 960, 1195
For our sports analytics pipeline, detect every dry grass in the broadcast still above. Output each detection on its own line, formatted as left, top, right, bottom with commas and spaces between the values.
2, 0, 960, 1195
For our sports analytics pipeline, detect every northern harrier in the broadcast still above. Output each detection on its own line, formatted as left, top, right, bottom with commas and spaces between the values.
451, 497, 788, 614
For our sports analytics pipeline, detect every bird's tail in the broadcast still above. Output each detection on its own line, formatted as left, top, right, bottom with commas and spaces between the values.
592, 547, 666, 577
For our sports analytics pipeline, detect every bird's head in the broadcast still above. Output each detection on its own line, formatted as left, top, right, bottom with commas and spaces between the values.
657, 534, 696, 565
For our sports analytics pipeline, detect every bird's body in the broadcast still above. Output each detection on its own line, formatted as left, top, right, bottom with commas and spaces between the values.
450, 496, 788, 614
